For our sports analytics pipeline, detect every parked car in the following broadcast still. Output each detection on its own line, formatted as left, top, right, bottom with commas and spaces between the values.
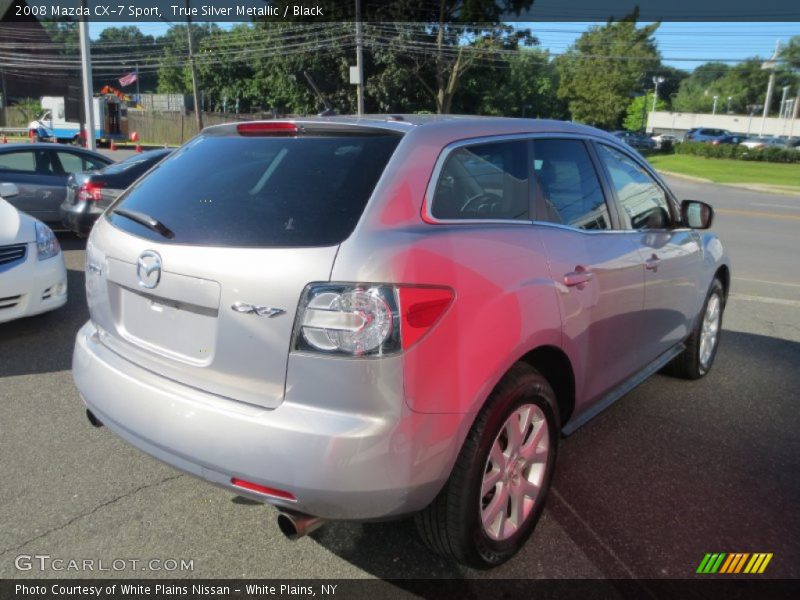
739, 136, 786, 150
0, 182, 67, 324
0, 144, 112, 228
683, 128, 741, 145
72, 117, 729, 568
651, 133, 680, 149
61, 149, 173, 236
611, 130, 657, 150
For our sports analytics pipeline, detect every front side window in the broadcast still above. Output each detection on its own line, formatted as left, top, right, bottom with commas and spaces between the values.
431, 141, 529, 221
531, 139, 610, 230
597, 144, 673, 230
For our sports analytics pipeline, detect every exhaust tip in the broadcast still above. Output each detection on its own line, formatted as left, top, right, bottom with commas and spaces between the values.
277, 512, 300, 540
86, 409, 103, 428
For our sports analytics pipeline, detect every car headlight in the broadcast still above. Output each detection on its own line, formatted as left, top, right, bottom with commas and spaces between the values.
35, 221, 60, 260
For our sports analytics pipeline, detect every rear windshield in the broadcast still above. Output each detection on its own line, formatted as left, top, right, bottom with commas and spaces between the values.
107, 133, 401, 247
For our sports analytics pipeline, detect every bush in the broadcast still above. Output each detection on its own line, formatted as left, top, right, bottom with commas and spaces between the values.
676, 141, 799, 163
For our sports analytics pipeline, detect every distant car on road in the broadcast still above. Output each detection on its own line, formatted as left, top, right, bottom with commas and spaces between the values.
61, 149, 172, 236
739, 136, 785, 150
650, 133, 680, 149
0, 182, 67, 324
683, 128, 741, 145
0, 144, 112, 228
611, 130, 657, 150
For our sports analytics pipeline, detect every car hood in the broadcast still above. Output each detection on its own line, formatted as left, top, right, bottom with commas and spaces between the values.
0, 198, 36, 244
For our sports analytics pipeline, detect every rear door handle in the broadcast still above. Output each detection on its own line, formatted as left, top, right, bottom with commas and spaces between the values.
564, 265, 594, 288
645, 254, 661, 272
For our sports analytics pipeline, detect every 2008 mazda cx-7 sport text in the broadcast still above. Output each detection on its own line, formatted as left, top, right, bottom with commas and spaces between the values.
72, 116, 729, 568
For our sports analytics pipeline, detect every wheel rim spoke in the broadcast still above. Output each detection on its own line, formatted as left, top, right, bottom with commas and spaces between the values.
699, 292, 722, 367
480, 403, 550, 541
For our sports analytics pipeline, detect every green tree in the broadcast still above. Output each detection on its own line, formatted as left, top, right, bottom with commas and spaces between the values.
368, 1, 537, 113
460, 49, 566, 118
781, 34, 800, 70
156, 24, 219, 96
623, 92, 667, 131
92, 26, 158, 93
556, 12, 660, 129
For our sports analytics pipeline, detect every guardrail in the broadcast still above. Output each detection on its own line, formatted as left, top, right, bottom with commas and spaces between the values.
0, 127, 29, 136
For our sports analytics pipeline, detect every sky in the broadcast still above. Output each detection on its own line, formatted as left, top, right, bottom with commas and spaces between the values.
88, 21, 800, 72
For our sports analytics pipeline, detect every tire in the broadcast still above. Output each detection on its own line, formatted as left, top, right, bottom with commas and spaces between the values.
415, 362, 559, 568
665, 278, 725, 380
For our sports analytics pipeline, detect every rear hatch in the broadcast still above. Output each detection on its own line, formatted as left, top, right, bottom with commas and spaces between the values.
87, 123, 401, 408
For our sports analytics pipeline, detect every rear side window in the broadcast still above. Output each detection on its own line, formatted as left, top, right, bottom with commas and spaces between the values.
0, 151, 35, 173
531, 139, 610, 230
431, 141, 529, 220
107, 134, 400, 247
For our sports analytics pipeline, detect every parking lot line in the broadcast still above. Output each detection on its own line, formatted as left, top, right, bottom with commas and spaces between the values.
729, 293, 800, 308
715, 208, 800, 221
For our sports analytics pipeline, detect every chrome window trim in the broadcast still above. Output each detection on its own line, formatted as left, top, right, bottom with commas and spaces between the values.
423, 132, 636, 233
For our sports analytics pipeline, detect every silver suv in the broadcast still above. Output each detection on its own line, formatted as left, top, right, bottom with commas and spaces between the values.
73, 116, 729, 568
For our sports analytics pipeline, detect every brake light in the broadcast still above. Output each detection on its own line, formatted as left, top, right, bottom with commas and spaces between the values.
236, 122, 298, 136
293, 283, 453, 356
398, 287, 454, 349
231, 478, 296, 501
77, 181, 105, 202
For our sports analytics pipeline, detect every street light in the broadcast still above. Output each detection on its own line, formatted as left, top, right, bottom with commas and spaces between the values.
652, 76, 665, 112
712, 95, 719, 115
726, 96, 733, 114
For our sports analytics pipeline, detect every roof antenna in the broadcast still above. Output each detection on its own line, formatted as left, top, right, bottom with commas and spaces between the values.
303, 71, 337, 117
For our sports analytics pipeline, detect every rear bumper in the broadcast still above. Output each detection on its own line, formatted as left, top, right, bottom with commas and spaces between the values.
0, 248, 67, 324
72, 321, 465, 519
60, 201, 103, 236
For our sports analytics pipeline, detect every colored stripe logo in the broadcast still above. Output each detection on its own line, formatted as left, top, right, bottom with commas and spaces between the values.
697, 553, 773, 574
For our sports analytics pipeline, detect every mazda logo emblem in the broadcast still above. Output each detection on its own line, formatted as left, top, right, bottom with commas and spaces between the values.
136, 250, 162, 289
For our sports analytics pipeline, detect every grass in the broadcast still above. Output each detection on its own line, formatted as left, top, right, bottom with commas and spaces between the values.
648, 154, 800, 190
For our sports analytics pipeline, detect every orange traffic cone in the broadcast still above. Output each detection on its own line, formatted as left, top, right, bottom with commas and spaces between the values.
29, 129, 35, 143
110, 139, 117, 151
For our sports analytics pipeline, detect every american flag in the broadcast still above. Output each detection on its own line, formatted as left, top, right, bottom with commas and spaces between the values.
118, 71, 138, 87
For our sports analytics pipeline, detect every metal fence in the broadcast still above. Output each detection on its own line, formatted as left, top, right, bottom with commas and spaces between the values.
0, 107, 29, 128
127, 111, 278, 145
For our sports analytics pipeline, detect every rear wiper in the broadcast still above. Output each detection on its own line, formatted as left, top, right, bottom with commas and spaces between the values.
112, 208, 175, 239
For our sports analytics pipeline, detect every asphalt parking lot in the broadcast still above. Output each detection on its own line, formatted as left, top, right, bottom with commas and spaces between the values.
1, 172, 798, 584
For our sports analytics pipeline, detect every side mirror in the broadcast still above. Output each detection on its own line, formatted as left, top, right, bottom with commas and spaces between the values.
681, 199, 714, 229
0, 182, 20, 199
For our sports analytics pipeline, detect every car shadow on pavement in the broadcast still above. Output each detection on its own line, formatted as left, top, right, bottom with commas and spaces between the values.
0, 267, 87, 378
308, 330, 800, 582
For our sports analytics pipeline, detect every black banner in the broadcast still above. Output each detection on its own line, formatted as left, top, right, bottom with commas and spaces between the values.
4, 579, 800, 600
11, 0, 800, 23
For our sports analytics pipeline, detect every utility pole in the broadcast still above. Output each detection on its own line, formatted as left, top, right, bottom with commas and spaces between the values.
78, 9, 95, 150
186, 0, 203, 132
759, 41, 781, 136
135, 63, 140, 104
355, 0, 364, 116
712, 95, 719, 115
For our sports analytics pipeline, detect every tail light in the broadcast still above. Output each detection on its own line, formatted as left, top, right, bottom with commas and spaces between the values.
77, 181, 105, 202
237, 122, 298, 136
293, 283, 453, 356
